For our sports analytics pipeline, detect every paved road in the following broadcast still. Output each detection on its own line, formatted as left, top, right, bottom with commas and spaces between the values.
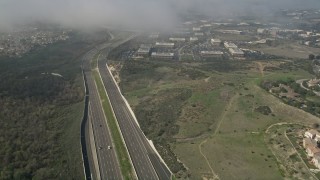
83, 49, 123, 180
98, 51, 172, 180
82, 34, 172, 179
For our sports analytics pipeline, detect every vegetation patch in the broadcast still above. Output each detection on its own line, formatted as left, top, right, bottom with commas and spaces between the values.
177, 68, 208, 80
255, 106, 272, 115
0, 32, 105, 179
261, 78, 320, 117
135, 88, 192, 173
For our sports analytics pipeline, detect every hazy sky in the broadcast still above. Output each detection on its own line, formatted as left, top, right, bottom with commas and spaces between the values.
0, 0, 319, 31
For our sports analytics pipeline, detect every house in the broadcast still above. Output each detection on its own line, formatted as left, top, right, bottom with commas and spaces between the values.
312, 153, 320, 169
307, 79, 320, 88
306, 145, 320, 157
303, 138, 316, 148
305, 129, 319, 139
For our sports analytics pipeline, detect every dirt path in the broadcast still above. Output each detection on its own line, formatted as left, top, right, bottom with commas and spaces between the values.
175, 133, 210, 143
256, 62, 265, 77
198, 93, 238, 180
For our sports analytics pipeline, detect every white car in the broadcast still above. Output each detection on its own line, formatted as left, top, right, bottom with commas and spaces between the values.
107, 145, 112, 150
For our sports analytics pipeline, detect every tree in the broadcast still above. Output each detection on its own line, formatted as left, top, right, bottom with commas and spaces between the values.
313, 123, 320, 129
309, 54, 315, 60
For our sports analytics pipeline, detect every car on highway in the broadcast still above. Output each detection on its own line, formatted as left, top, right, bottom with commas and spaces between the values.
107, 145, 112, 150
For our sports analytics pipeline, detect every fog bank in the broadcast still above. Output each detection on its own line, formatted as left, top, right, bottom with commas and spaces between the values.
0, 0, 319, 31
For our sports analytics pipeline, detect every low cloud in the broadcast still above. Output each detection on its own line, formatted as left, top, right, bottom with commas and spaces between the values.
0, 0, 319, 31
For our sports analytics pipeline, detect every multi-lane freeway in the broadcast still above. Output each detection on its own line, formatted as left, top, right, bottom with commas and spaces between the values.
98, 51, 172, 179
82, 34, 172, 180
83, 49, 123, 180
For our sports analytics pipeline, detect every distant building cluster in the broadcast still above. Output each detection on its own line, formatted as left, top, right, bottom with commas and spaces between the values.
126, 9, 320, 61
0, 28, 70, 57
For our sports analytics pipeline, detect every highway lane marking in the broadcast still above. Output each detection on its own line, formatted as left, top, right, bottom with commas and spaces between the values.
92, 71, 127, 180
118, 106, 159, 179
106, 94, 155, 178
110, 106, 158, 179
96, 36, 162, 179
88, 84, 123, 179
123, 107, 171, 179
87, 105, 102, 180
104, 64, 172, 178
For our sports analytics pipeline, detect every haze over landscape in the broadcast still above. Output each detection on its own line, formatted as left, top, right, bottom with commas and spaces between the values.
1, 0, 320, 179
0, 0, 319, 31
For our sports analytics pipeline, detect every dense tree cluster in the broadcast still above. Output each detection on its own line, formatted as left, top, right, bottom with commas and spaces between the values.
261, 78, 320, 116
0, 33, 95, 179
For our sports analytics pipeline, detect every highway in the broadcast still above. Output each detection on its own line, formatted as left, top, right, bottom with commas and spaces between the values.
82, 49, 123, 180
82, 33, 172, 180
98, 50, 172, 179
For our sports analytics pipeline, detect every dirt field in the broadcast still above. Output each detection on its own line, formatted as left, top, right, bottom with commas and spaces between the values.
253, 42, 320, 59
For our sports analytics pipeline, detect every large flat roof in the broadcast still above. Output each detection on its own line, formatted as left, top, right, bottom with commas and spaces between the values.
200, 51, 223, 55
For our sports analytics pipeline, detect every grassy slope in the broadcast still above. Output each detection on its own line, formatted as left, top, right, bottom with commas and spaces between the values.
175, 61, 320, 179
54, 102, 85, 179
118, 58, 320, 179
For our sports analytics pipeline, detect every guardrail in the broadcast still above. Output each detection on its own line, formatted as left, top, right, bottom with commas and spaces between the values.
80, 68, 92, 180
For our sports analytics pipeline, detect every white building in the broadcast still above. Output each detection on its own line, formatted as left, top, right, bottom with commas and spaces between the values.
136, 48, 151, 56
151, 52, 174, 59
149, 33, 159, 39
229, 48, 244, 57
193, 27, 201, 31
305, 129, 320, 139
169, 38, 186, 42
224, 42, 238, 49
194, 32, 204, 36
155, 42, 175, 48
307, 79, 320, 88
312, 153, 320, 169
257, 28, 266, 34
189, 37, 198, 42
218, 30, 243, 35
200, 51, 224, 58
211, 39, 221, 46
306, 145, 320, 157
